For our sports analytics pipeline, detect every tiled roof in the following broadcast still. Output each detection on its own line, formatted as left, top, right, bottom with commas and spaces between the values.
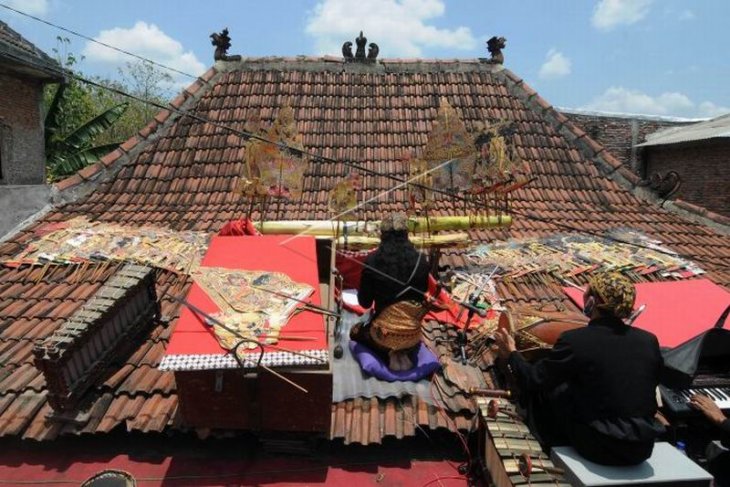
2, 56, 730, 444
0, 21, 60, 79
0, 258, 184, 439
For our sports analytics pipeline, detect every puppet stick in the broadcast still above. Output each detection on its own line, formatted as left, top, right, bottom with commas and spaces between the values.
627, 304, 646, 325
247, 196, 256, 222
251, 285, 340, 317
259, 335, 317, 341
173, 295, 313, 391
172, 295, 328, 364
259, 364, 308, 393
560, 277, 586, 292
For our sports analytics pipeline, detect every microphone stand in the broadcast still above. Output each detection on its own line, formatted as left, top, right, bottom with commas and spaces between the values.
447, 266, 500, 365
453, 275, 492, 365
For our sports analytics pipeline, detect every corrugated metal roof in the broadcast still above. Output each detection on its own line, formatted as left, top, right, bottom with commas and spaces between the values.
638, 113, 730, 147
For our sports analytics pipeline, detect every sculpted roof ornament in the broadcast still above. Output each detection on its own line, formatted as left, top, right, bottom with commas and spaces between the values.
485, 36, 506, 64
342, 31, 379, 63
210, 27, 242, 62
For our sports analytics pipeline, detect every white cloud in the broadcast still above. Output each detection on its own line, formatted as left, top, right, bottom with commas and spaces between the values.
698, 101, 730, 118
582, 86, 729, 118
305, 0, 476, 57
592, 0, 653, 30
539, 48, 571, 79
4, 0, 48, 16
83, 21, 206, 83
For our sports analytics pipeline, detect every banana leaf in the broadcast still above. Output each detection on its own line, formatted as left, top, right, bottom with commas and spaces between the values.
61, 102, 128, 150
50, 142, 121, 177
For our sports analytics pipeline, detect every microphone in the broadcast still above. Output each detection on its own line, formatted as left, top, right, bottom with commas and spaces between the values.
457, 300, 487, 318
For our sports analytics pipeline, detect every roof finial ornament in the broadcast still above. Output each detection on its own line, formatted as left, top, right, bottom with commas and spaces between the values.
210, 27, 242, 62
355, 31, 367, 59
342, 42, 354, 60
342, 31, 379, 63
485, 36, 506, 64
368, 43, 379, 60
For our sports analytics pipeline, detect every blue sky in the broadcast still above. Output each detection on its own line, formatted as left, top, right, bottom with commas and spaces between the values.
3, 0, 729, 118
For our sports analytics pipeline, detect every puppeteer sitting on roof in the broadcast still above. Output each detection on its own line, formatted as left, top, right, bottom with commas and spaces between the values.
349, 211, 432, 372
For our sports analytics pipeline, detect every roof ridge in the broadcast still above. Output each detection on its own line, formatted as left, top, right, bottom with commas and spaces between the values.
496, 68, 730, 235
218, 55, 487, 63
558, 106, 705, 123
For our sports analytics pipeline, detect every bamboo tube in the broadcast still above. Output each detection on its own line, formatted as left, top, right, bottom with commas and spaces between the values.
334, 232, 472, 248
254, 215, 512, 236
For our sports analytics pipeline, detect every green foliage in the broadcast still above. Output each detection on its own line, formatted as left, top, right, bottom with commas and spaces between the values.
46, 98, 128, 178
43, 37, 173, 181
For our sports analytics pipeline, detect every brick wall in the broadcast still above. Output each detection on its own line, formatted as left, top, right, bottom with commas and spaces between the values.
564, 112, 691, 172
644, 139, 730, 217
0, 72, 46, 184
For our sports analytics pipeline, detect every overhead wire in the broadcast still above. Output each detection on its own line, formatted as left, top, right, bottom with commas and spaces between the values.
0, 2, 198, 80
0, 33, 728, 272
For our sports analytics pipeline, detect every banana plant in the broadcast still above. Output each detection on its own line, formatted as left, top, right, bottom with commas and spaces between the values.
45, 83, 129, 181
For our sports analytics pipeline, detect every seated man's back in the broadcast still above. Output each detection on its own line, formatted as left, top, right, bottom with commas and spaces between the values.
563, 319, 662, 426
496, 272, 664, 466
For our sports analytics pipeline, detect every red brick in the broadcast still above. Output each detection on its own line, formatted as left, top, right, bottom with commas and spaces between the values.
199, 67, 217, 83
77, 162, 103, 180
154, 109, 172, 124
53, 174, 83, 191
645, 139, 729, 218
119, 135, 140, 153
168, 92, 188, 109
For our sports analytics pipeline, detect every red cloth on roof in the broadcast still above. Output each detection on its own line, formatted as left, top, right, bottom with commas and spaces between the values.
335, 249, 373, 289
218, 219, 260, 236
165, 235, 326, 357
426, 275, 496, 328
564, 278, 730, 348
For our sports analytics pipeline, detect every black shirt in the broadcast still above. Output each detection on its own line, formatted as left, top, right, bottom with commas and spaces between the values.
358, 252, 430, 315
509, 315, 664, 440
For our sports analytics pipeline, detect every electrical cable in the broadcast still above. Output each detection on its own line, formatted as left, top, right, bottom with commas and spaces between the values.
0, 2, 198, 80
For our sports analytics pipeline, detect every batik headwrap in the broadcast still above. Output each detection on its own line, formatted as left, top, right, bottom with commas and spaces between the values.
588, 272, 636, 319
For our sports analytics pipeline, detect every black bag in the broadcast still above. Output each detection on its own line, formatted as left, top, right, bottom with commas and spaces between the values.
661, 305, 730, 389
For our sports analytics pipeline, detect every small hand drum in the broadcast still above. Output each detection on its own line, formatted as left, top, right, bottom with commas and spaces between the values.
497, 310, 515, 336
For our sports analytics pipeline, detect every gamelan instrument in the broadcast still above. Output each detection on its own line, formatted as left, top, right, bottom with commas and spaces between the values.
486, 399, 521, 421
518, 453, 564, 479
503, 307, 587, 360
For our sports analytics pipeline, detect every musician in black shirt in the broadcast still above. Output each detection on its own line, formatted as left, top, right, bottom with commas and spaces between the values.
350, 211, 430, 370
495, 272, 664, 465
